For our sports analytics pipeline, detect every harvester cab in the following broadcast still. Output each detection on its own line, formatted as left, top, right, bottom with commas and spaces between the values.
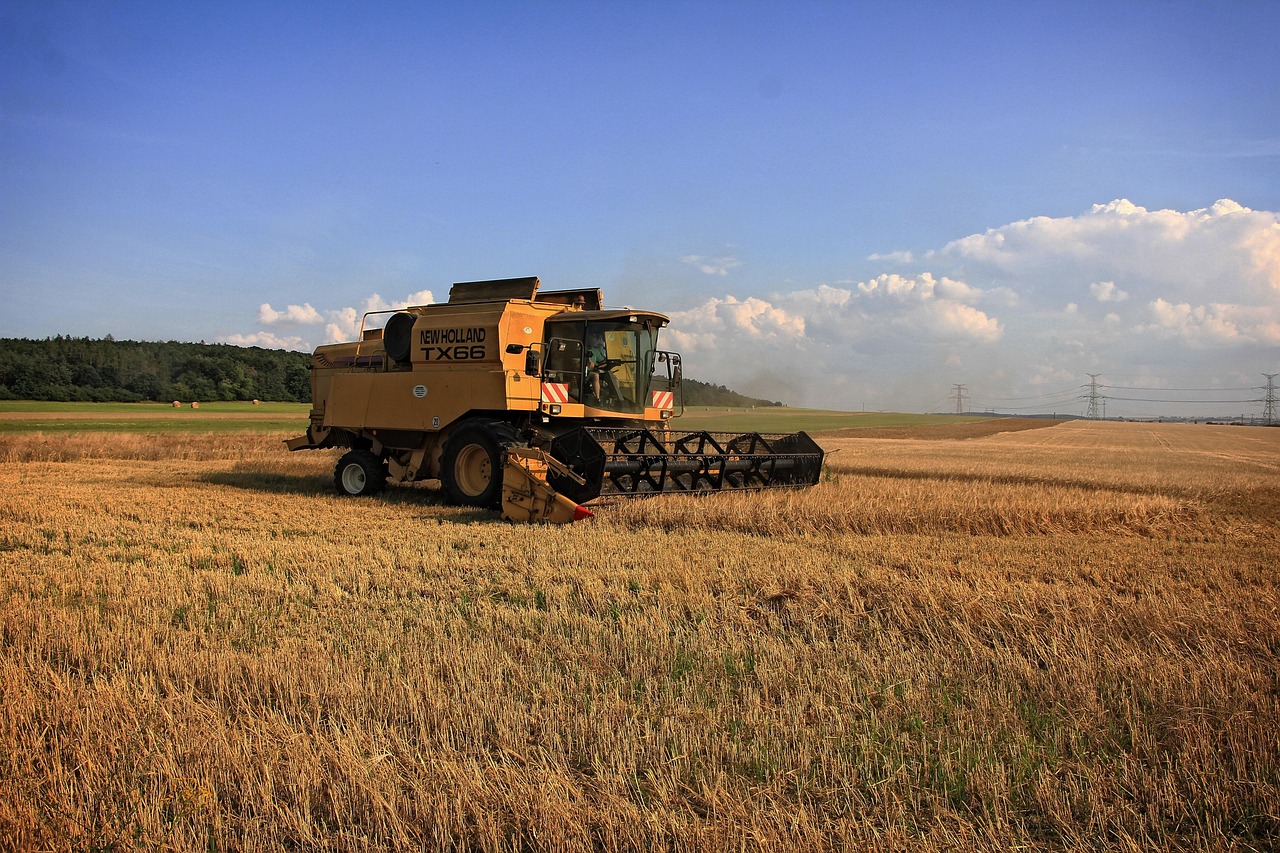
514, 310, 679, 417
286, 276, 823, 523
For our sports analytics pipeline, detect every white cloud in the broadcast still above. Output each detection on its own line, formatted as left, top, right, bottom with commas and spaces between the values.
779, 274, 1002, 344
663, 200, 1279, 414
665, 272, 1004, 406
323, 308, 361, 345
856, 272, 986, 306
231, 289, 437, 351
1090, 281, 1129, 303
935, 198, 1280, 302
665, 295, 806, 355
1137, 299, 1280, 346
258, 302, 322, 325
681, 255, 741, 276
320, 290, 437, 343
220, 331, 309, 351
867, 250, 914, 264
927, 300, 1003, 342
906, 198, 1280, 359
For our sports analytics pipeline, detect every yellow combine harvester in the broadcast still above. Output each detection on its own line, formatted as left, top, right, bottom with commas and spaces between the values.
286, 276, 824, 522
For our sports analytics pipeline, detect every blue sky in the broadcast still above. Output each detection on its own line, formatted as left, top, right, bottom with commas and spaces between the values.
2, 0, 1278, 416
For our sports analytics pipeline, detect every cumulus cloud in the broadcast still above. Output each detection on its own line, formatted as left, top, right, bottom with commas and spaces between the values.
780, 274, 1002, 344
221, 331, 309, 350
920, 199, 1279, 354
936, 198, 1280, 299
258, 302, 322, 325
1090, 281, 1129, 303
665, 199, 1279, 413
664, 295, 806, 355
857, 273, 986, 306
1137, 299, 1280, 346
866, 250, 914, 264
681, 255, 742, 276
224, 289, 436, 351
665, 271, 1004, 406
319, 290, 438, 343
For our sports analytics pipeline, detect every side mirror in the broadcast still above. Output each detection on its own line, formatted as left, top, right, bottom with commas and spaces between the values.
524, 349, 541, 376
505, 343, 524, 354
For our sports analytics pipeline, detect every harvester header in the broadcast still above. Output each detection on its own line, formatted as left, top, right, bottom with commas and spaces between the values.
287, 276, 824, 522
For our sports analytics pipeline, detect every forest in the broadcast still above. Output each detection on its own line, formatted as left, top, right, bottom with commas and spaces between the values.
0, 337, 312, 403
0, 337, 781, 407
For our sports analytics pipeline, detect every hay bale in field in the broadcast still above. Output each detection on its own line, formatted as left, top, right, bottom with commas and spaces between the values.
252, 399, 260, 405
191, 401, 200, 409
172, 401, 181, 408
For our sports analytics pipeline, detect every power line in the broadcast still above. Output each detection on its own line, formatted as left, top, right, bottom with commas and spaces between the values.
1101, 384, 1257, 392
970, 390, 1084, 408
934, 371, 1279, 419
978, 386, 1086, 402
1103, 396, 1261, 404
975, 399, 1083, 413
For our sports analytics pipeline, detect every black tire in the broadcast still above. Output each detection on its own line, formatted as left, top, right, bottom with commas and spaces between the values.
440, 420, 519, 509
334, 449, 388, 497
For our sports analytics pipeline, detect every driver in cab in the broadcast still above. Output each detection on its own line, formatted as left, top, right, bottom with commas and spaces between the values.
586, 333, 608, 402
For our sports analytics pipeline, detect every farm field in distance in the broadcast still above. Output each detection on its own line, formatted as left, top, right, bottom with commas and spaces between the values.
1, 405, 1277, 850
0, 400, 311, 434
0, 400, 989, 435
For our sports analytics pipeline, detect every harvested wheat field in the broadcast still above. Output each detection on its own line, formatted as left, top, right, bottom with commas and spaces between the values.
1, 419, 1278, 851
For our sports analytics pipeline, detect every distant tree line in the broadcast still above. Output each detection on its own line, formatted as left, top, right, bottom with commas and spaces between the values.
0, 337, 785, 407
0, 337, 312, 403
681, 378, 784, 408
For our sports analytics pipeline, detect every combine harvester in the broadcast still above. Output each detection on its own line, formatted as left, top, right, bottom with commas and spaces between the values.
287, 277, 824, 522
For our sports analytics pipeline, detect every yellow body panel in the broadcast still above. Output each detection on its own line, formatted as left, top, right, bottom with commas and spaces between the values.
314, 298, 567, 437
324, 369, 530, 433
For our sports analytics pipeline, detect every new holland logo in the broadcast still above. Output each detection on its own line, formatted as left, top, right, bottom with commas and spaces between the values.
650, 390, 675, 409
542, 383, 570, 404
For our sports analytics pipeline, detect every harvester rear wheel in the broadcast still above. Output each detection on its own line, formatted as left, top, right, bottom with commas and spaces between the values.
440, 420, 519, 509
334, 449, 388, 497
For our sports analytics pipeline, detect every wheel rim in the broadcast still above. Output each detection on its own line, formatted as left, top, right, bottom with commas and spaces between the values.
341, 463, 366, 494
454, 444, 491, 497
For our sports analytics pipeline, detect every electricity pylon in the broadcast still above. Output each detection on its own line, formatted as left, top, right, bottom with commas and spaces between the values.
1264, 374, 1278, 425
1085, 374, 1102, 419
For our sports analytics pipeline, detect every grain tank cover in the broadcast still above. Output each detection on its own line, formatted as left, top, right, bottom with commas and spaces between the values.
448, 277, 540, 303
538, 288, 603, 310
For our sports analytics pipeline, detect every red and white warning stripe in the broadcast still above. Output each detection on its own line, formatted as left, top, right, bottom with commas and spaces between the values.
650, 390, 675, 409
542, 382, 570, 404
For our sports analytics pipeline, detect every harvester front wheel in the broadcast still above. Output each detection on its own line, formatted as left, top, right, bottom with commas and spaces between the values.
334, 449, 388, 497
441, 420, 517, 509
